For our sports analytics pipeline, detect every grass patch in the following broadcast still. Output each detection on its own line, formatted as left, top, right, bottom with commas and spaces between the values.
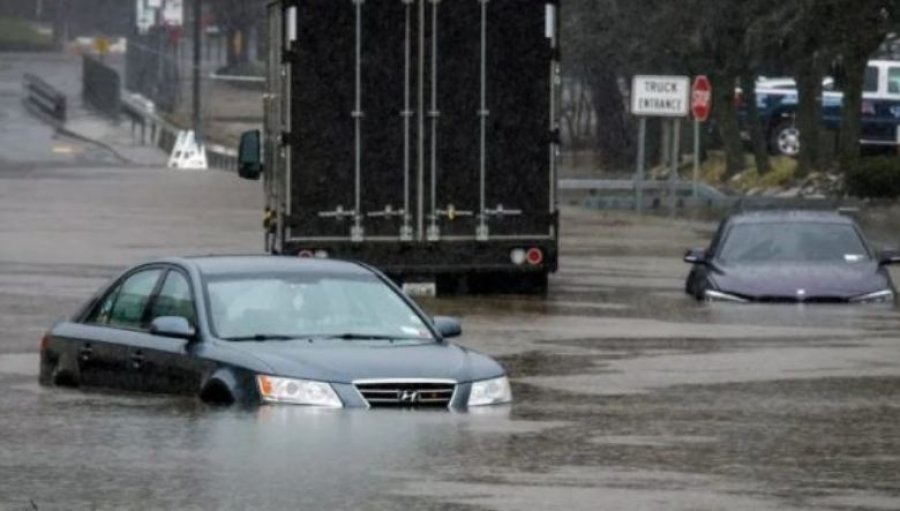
700, 151, 798, 192
0, 17, 53, 51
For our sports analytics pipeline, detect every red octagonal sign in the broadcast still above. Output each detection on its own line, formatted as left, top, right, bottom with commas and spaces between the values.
691, 75, 712, 122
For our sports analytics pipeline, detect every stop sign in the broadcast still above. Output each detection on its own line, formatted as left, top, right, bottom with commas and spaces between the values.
691, 75, 712, 122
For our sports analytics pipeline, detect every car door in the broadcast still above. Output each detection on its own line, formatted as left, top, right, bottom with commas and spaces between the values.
134, 268, 210, 395
76, 267, 165, 390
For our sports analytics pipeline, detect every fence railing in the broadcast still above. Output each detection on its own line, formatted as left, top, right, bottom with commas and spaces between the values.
23, 73, 67, 123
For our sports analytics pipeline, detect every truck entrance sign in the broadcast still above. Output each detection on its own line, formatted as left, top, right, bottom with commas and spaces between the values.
631, 75, 690, 117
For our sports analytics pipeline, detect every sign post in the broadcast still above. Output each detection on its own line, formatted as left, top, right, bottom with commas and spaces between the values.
630, 75, 690, 213
635, 118, 646, 213
690, 75, 712, 200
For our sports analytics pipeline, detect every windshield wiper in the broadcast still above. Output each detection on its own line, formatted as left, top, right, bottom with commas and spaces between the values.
317, 333, 429, 341
223, 334, 299, 342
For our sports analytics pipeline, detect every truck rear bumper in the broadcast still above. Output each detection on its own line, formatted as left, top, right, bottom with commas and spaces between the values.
281, 240, 559, 275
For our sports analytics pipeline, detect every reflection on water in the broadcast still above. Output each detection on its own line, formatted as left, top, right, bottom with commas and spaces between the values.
0, 385, 519, 509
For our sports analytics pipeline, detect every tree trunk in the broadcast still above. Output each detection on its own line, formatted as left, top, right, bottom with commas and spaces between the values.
740, 70, 772, 174
712, 70, 745, 176
589, 67, 632, 168
793, 60, 823, 176
838, 56, 866, 173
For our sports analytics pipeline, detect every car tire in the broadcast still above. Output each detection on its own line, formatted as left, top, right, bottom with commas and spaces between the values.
770, 121, 801, 157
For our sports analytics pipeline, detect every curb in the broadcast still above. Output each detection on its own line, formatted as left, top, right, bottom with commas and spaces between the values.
23, 98, 132, 164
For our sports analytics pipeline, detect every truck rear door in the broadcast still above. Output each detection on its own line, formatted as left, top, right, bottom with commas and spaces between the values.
280, 0, 558, 245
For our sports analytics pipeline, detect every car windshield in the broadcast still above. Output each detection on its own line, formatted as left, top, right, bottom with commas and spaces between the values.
205, 273, 434, 342
718, 222, 870, 264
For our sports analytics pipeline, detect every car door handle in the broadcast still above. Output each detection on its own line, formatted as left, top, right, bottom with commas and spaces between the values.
130, 350, 145, 369
79, 344, 93, 361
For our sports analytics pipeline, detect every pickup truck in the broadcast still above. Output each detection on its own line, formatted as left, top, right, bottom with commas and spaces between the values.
747, 60, 900, 156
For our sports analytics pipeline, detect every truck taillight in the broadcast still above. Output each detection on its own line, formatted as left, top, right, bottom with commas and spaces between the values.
526, 248, 544, 266
40, 334, 50, 352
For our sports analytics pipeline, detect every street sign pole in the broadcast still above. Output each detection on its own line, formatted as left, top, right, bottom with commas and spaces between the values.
693, 119, 700, 199
670, 119, 680, 214
635, 117, 647, 213
689, 75, 711, 202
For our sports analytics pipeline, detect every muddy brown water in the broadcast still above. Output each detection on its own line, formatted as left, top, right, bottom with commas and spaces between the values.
3, 56, 900, 509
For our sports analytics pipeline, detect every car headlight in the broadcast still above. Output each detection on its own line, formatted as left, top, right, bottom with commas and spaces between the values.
256, 375, 343, 407
468, 376, 512, 407
850, 289, 895, 304
703, 289, 749, 303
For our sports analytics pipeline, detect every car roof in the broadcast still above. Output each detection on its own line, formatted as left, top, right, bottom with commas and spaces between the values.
726, 210, 857, 226
166, 255, 373, 277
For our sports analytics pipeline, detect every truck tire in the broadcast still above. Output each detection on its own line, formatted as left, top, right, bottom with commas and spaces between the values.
770, 121, 801, 157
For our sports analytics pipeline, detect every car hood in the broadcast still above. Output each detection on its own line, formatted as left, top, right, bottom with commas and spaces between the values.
223, 340, 504, 384
711, 262, 890, 300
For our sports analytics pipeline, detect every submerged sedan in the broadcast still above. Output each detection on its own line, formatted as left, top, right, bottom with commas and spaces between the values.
39, 256, 512, 409
684, 210, 899, 303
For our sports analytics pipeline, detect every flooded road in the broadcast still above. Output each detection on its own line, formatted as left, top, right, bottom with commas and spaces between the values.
3, 149, 900, 506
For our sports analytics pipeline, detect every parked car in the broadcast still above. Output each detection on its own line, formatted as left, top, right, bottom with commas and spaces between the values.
742, 60, 900, 156
684, 210, 900, 303
39, 256, 512, 409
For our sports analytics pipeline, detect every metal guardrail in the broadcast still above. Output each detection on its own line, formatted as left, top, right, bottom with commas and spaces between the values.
558, 179, 729, 200
121, 92, 238, 172
23, 73, 67, 123
562, 178, 856, 213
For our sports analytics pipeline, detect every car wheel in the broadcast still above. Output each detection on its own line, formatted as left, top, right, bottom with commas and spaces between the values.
770, 121, 800, 157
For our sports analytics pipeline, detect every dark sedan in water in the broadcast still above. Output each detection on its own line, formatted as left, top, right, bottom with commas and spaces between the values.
39, 256, 511, 408
684, 211, 900, 303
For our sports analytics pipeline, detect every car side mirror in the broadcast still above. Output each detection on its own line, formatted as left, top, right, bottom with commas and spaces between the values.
683, 248, 708, 265
238, 129, 263, 181
150, 316, 197, 341
433, 316, 462, 339
879, 249, 900, 266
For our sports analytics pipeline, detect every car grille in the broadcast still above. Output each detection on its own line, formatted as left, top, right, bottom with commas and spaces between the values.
750, 295, 848, 304
354, 380, 456, 408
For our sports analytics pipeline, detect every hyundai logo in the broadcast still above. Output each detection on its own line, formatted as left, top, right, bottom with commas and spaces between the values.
397, 390, 419, 404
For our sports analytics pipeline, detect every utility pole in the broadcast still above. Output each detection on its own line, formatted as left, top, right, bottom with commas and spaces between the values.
192, 0, 202, 140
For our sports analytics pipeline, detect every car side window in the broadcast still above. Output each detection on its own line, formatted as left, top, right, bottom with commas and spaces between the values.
888, 67, 900, 95
88, 285, 122, 325
150, 271, 196, 325
863, 66, 879, 93
108, 269, 164, 330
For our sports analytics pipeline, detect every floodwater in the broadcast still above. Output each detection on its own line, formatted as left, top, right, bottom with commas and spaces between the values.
3, 55, 900, 511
